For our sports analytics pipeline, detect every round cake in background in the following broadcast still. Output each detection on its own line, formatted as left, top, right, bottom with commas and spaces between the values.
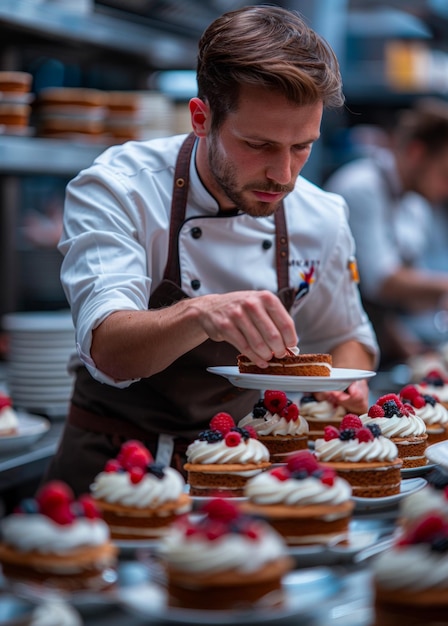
299, 394, 346, 441
237, 352, 332, 376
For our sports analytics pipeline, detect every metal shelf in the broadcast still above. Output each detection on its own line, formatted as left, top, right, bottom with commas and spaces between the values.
0, 135, 107, 176
0, 0, 197, 69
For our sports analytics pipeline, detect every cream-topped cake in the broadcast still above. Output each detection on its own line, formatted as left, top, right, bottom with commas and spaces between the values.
399, 465, 448, 530
314, 415, 402, 497
184, 412, 271, 496
399, 384, 448, 445
360, 394, 427, 468
0, 392, 18, 436
299, 394, 346, 440
0, 481, 117, 591
372, 512, 448, 626
91, 440, 191, 540
416, 369, 448, 408
158, 498, 292, 610
241, 450, 353, 546
238, 390, 308, 462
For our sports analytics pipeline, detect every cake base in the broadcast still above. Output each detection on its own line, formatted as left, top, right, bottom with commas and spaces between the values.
93, 493, 191, 540
237, 353, 332, 377
258, 435, 308, 463
425, 424, 448, 446
301, 416, 345, 441
319, 459, 403, 498
184, 462, 271, 497
165, 557, 292, 610
374, 584, 448, 626
392, 435, 428, 468
239, 501, 354, 546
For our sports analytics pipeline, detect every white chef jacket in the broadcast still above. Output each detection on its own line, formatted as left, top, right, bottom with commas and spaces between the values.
325, 148, 432, 300
59, 133, 378, 388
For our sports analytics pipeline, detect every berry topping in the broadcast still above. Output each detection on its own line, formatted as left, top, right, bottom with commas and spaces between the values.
36, 481, 74, 513
270, 466, 290, 481
323, 425, 340, 441
264, 390, 288, 414
243, 425, 258, 439
381, 400, 402, 418
422, 394, 437, 407
399, 385, 420, 401
339, 428, 357, 441
225, 431, 242, 447
78, 495, 101, 519
210, 412, 235, 435
129, 466, 145, 484
377, 393, 401, 406
0, 394, 12, 410
286, 450, 319, 475
117, 440, 153, 468
340, 413, 363, 430
124, 447, 153, 471
320, 467, 336, 486
300, 394, 316, 405
401, 514, 448, 547
202, 498, 240, 522
49, 503, 75, 526
281, 402, 299, 422
422, 370, 446, 386
367, 404, 385, 418
366, 423, 382, 438
104, 459, 122, 473
356, 426, 374, 443
252, 400, 267, 419
411, 395, 426, 409
198, 430, 224, 443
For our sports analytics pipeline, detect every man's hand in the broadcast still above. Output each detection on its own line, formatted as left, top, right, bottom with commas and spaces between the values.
313, 379, 369, 415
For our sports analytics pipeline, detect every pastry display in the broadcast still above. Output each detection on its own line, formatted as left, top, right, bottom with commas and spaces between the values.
241, 450, 354, 546
399, 384, 448, 445
360, 393, 428, 468
238, 390, 308, 462
237, 350, 332, 376
90, 440, 191, 540
158, 497, 293, 610
0, 481, 117, 591
184, 412, 271, 497
299, 394, 346, 440
415, 369, 448, 409
314, 415, 402, 497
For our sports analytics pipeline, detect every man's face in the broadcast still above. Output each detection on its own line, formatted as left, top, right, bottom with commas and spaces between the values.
204, 84, 323, 216
412, 147, 448, 204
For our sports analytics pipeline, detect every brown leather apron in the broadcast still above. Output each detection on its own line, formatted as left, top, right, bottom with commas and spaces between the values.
45, 133, 295, 495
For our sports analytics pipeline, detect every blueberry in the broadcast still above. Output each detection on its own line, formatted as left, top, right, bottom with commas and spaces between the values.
382, 400, 399, 418
422, 394, 437, 407
366, 423, 382, 438
339, 428, 357, 440
198, 430, 223, 443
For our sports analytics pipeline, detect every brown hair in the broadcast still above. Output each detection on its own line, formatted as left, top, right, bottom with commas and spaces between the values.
196, 4, 344, 130
395, 98, 448, 154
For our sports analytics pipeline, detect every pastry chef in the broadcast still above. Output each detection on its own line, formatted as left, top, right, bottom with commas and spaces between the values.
45, 5, 378, 494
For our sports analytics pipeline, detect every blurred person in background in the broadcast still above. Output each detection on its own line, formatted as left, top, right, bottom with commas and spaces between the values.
325, 99, 448, 369
44, 5, 378, 495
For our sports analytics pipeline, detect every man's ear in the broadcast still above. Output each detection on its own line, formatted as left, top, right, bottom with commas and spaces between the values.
189, 97, 210, 136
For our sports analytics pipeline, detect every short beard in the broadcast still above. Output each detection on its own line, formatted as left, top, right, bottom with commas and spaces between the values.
207, 136, 290, 217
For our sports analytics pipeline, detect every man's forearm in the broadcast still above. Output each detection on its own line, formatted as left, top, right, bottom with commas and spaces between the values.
330, 339, 375, 371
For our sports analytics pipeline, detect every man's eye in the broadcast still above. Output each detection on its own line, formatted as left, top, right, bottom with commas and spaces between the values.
246, 142, 268, 149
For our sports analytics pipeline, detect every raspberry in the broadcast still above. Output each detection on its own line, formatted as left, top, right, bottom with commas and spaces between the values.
320, 468, 336, 486
0, 394, 12, 411
340, 413, 362, 430
281, 403, 299, 422
357, 427, 374, 443
377, 394, 401, 407
47, 503, 75, 525
117, 440, 152, 466
123, 447, 152, 471
271, 466, 290, 481
286, 450, 319, 475
205, 520, 227, 541
401, 403, 415, 416
412, 395, 426, 409
104, 459, 122, 473
264, 390, 288, 414
367, 404, 385, 418
78, 495, 100, 519
408, 514, 448, 544
129, 466, 145, 484
324, 425, 340, 441
36, 481, 74, 513
225, 431, 242, 447
210, 412, 235, 435
202, 498, 239, 522
243, 425, 258, 439
399, 385, 420, 401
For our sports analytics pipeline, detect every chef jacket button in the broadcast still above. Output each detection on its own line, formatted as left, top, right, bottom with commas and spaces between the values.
191, 279, 201, 290
191, 227, 202, 239
262, 240, 272, 250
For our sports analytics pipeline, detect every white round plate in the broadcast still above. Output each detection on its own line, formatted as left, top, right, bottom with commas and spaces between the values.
425, 440, 448, 468
207, 367, 376, 392
0, 412, 50, 453
352, 477, 427, 511
401, 463, 437, 478
119, 567, 341, 625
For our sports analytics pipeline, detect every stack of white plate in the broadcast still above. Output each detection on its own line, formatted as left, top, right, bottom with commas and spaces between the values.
2, 310, 76, 419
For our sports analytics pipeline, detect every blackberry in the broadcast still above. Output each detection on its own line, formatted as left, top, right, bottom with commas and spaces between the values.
423, 375, 443, 387
427, 466, 448, 490
230, 426, 251, 440
148, 463, 165, 479
366, 423, 382, 438
422, 394, 437, 407
198, 430, 223, 443
253, 400, 267, 419
291, 470, 308, 480
300, 394, 316, 405
431, 536, 448, 553
382, 400, 399, 418
339, 428, 357, 440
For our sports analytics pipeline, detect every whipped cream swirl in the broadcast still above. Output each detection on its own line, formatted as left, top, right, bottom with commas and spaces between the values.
245, 471, 351, 506
91, 467, 188, 509
417, 383, 448, 403
400, 487, 448, 523
373, 545, 448, 590
413, 401, 448, 426
314, 436, 398, 463
0, 406, 18, 433
186, 437, 269, 465
299, 400, 345, 422
360, 412, 426, 437
0, 515, 110, 554
238, 412, 308, 436
159, 521, 287, 574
